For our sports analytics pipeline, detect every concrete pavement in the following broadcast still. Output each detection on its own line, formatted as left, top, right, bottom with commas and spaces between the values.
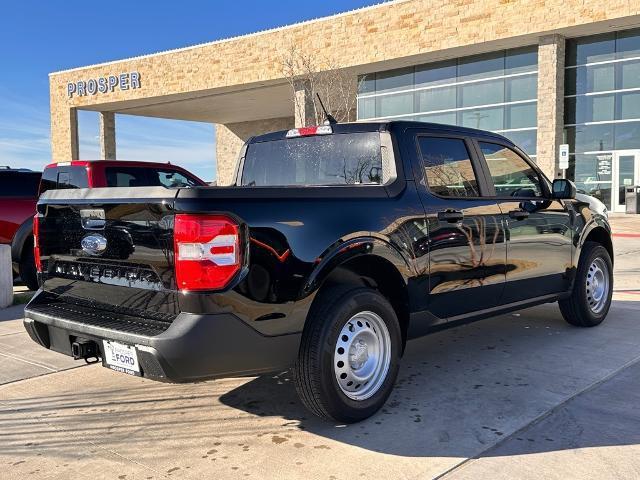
0, 234, 638, 479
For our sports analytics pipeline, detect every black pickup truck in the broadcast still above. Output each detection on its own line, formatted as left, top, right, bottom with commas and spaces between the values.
24, 121, 613, 422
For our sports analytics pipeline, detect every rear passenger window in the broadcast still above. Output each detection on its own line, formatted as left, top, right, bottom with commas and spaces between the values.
0, 172, 41, 197
479, 142, 543, 197
417, 137, 479, 197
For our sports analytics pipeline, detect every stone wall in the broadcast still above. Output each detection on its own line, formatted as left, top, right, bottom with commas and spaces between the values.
215, 117, 294, 185
49, 0, 640, 163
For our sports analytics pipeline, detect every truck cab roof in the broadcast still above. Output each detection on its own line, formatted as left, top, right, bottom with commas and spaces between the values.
249, 120, 514, 146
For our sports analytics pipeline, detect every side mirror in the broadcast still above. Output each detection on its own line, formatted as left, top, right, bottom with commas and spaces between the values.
552, 179, 576, 199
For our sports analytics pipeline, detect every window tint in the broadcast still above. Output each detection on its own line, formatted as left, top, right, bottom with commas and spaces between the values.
157, 171, 196, 188
241, 133, 383, 186
105, 167, 198, 188
39, 166, 88, 194
418, 137, 479, 197
39, 168, 58, 194
479, 142, 543, 197
0, 172, 41, 197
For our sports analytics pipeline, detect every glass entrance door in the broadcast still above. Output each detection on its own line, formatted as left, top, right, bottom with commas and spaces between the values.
613, 151, 640, 213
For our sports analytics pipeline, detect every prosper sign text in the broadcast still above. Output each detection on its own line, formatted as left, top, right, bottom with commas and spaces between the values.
67, 72, 141, 98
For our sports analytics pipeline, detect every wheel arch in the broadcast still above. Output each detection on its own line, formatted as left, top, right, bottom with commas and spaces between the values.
581, 224, 614, 266
304, 238, 412, 349
10, 217, 34, 263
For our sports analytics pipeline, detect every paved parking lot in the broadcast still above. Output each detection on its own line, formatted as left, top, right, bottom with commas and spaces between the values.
1, 233, 639, 480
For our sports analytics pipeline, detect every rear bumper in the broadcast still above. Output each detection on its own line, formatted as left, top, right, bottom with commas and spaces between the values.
23, 292, 301, 382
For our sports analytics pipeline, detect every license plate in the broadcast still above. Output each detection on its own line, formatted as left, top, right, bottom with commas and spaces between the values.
102, 340, 140, 376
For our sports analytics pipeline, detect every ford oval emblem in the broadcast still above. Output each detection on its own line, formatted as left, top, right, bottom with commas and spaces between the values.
81, 234, 107, 255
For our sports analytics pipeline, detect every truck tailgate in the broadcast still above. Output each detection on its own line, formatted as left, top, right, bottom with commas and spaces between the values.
35, 187, 180, 319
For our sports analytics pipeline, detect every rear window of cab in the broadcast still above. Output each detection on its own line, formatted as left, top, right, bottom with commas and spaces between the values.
241, 132, 389, 187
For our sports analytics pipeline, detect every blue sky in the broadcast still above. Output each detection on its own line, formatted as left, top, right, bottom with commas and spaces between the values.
0, 0, 381, 181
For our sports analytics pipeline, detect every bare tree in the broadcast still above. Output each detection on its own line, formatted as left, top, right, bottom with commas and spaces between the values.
280, 44, 361, 126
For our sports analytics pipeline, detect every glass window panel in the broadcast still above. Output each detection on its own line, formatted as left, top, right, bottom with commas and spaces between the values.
457, 51, 505, 82
570, 153, 613, 209
572, 124, 614, 152
357, 96, 376, 119
619, 92, 640, 120
458, 79, 504, 107
417, 137, 479, 197
590, 95, 615, 122
567, 94, 615, 124
565, 67, 577, 96
616, 28, 640, 59
375, 67, 414, 94
358, 74, 375, 94
588, 64, 616, 92
479, 142, 543, 197
505, 102, 537, 129
565, 97, 577, 125
568, 65, 615, 96
620, 60, 640, 89
375, 92, 414, 117
506, 74, 537, 101
459, 107, 504, 131
415, 59, 457, 88
565, 64, 616, 95
501, 129, 537, 156
614, 121, 640, 150
564, 126, 576, 152
505, 46, 538, 74
416, 86, 456, 113
617, 155, 636, 206
567, 33, 615, 66
415, 112, 457, 125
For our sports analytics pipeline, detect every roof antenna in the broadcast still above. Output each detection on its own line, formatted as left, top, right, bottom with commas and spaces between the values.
316, 93, 337, 125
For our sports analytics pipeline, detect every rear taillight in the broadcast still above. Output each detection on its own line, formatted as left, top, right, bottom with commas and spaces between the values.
173, 214, 241, 291
33, 214, 42, 273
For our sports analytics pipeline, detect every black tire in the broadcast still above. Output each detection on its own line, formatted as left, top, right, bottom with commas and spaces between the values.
19, 247, 39, 291
293, 285, 402, 423
559, 241, 613, 327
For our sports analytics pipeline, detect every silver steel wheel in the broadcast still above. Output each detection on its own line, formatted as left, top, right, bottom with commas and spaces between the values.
585, 257, 610, 314
333, 311, 391, 401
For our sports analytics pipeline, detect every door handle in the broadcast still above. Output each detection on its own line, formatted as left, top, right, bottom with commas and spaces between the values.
437, 209, 464, 223
509, 209, 530, 220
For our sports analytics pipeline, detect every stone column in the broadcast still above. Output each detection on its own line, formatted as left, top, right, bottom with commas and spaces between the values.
50, 107, 79, 161
99, 112, 116, 160
293, 80, 316, 128
536, 34, 565, 180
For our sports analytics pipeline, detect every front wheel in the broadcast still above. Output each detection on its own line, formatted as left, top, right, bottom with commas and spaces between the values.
293, 286, 402, 423
559, 241, 613, 327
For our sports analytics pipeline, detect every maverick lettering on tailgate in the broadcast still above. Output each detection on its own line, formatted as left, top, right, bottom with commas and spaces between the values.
53, 261, 162, 290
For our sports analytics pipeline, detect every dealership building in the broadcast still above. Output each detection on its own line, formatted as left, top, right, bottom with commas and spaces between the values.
49, 0, 640, 212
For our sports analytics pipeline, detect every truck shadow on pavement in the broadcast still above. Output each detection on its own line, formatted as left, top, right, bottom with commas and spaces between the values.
1, 302, 639, 466
219, 301, 640, 458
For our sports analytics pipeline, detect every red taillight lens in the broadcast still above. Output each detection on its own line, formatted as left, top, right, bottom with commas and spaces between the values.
33, 214, 42, 273
173, 214, 241, 291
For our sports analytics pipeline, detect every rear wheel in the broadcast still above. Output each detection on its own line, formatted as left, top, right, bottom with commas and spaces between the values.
19, 246, 39, 291
559, 241, 612, 327
293, 285, 402, 423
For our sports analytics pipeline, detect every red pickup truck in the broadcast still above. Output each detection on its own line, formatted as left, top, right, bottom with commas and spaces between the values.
3, 160, 206, 290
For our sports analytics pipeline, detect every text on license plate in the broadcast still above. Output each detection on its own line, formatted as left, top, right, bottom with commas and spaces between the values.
103, 340, 140, 375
